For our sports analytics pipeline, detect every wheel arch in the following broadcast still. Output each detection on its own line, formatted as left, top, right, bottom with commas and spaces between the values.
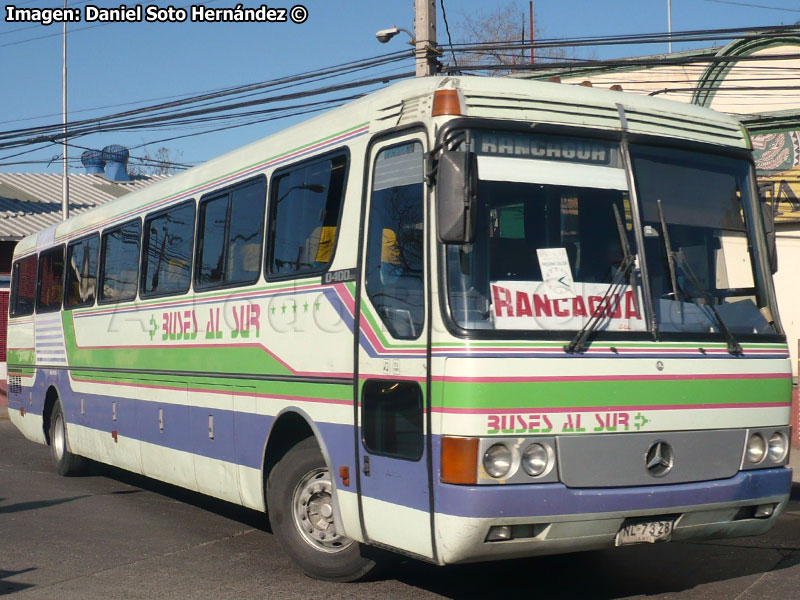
41, 384, 62, 446
260, 407, 339, 513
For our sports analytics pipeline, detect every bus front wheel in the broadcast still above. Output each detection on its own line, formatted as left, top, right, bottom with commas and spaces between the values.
49, 401, 84, 476
266, 437, 379, 582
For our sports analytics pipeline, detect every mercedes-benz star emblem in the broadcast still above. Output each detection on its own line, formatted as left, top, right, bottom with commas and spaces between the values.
645, 440, 674, 477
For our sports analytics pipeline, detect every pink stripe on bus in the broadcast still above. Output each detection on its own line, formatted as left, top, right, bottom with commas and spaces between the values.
432, 372, 790, 383
433, 401, 791, 414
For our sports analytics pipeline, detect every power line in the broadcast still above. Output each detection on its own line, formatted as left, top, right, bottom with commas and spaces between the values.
0, 0, 226, 48
0, 51, 408, 128
1, 0, 94, 36
442, 50, 800, 74
0, 51, 410, 144
0, 73, 411, 150
650, 84, 800, 95
448, 25, 800, 55
0, 101, 357, 168
439, 0, 459, 70
702, 0, 800, 13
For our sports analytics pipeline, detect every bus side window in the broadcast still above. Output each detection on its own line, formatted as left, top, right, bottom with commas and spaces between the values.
267, 153, 347, 277
100, 220, 142, 303
141, 201, 195, 297
362, 380, 424, 461
196, 177, 266, 290
37, 246, 65, 313
10, 255, 37, 317
65, 234, 99, 308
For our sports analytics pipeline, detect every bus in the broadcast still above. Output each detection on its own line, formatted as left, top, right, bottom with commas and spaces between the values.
6, 76, 792, 582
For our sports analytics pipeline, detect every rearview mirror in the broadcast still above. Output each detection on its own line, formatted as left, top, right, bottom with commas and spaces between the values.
436, 150, 478, 244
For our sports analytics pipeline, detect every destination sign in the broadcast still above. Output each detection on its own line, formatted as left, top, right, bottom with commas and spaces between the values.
490, 280, 645, 332
474, 132, 620, 167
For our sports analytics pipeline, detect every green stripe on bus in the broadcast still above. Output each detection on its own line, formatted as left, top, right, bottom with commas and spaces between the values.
62, 313, 294, 376
435, 377, 791, 410
7, 349, 35, 365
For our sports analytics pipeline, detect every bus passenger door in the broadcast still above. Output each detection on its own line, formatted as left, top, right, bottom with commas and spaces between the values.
356, 135, 432, 559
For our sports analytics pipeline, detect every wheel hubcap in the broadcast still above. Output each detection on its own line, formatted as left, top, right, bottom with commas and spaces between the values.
292, 468, 353, 553
53, 413, 65, 461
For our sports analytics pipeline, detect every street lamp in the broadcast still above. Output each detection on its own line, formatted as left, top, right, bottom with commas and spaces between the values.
375, 26, 415, 45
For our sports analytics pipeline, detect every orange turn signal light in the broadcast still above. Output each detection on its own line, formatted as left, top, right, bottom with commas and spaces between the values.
432, 89, 463, 117
441, 436, 479, 484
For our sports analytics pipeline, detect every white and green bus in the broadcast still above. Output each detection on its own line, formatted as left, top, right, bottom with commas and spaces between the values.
7, 76, 792, 581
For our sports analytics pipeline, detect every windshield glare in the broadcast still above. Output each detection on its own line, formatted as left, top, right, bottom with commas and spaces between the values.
632, 145, 776, 336
447, 177, 642, 331
445, 131, 778, 338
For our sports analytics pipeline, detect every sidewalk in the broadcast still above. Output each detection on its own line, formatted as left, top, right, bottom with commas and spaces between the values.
790, 447, 800, 484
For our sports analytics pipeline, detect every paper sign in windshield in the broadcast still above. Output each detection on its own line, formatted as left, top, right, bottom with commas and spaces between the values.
536, 248, 575, 299
491, 281, 645, 331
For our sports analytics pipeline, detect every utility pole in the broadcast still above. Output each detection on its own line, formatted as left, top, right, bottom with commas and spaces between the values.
667, 0, 673, 54
414, 0, 437, 77
529, 1, 534, 64
61, 0, 69, 221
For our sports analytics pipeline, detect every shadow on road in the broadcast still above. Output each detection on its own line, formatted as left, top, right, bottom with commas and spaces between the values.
0, 568, 36, 595
47, 450, 800, 599
84, 460, 271, 533
0, 495, 91, 515
380, 483, 800, 599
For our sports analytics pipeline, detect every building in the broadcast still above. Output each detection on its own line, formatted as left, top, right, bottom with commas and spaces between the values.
0, 146, 165, 384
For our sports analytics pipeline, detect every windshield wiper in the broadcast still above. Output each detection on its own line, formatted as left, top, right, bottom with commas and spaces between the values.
671, 251, 743, 355
564, 204, 636, 354
656, 201, 743, 356
657, 199, 682, 317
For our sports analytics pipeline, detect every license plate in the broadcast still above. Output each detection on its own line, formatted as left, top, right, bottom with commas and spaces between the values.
615, 519, 674, 546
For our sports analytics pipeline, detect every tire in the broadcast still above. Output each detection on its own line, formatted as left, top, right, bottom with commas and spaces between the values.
267, 437, 379, 582
49, 400, 85, 476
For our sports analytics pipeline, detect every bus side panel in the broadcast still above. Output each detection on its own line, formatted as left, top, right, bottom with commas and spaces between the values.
6, 316, 40, 443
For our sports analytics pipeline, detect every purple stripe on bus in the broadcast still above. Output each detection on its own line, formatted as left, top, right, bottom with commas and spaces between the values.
432, 351, 789, 360
13, 369, 790, 519
432, 468, 790, 519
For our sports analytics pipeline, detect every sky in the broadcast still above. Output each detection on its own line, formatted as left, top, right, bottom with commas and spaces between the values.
2, 0, 800, 174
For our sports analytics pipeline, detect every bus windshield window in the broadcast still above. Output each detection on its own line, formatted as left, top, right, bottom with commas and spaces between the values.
631, 145, 777, 336
446, 132, 641, 333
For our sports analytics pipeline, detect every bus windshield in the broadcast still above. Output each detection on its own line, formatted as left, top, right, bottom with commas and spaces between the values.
445, 130, 778, 338
632, 144, 776, 336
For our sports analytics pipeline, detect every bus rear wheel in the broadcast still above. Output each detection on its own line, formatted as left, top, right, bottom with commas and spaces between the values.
267, 437, 379, 582
49, 401, 84, 476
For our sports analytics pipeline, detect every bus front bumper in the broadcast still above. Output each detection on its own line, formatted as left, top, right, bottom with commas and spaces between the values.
433, 467, 791, 565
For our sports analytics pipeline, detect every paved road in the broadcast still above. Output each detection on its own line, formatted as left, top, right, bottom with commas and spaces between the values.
2, 414, 800, 599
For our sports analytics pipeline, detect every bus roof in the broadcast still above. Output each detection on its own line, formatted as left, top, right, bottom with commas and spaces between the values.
14, 76, 747, 257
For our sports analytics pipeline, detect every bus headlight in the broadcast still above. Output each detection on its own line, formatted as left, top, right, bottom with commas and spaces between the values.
746, 433, 766, 464
521, 443, 549, 477
483, 443, 513, 478
768, 431, 788, 462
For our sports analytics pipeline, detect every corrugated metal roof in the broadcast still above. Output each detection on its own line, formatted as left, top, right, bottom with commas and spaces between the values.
0, 173, 166, 241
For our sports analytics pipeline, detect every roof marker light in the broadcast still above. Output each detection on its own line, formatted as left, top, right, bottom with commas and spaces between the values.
432, 89, 464, 117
